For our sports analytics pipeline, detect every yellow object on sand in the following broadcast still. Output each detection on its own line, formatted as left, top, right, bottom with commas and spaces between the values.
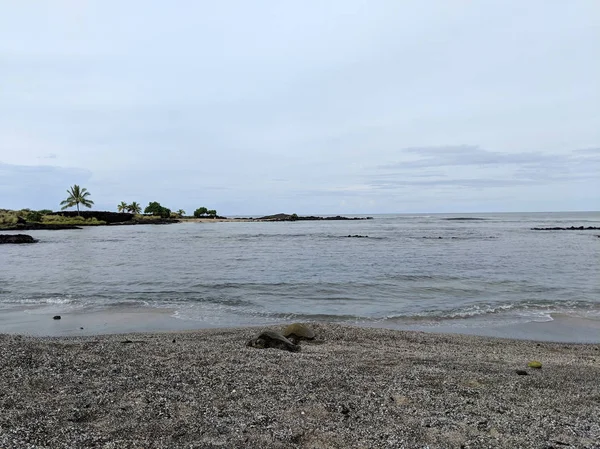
528, 361, 542, 369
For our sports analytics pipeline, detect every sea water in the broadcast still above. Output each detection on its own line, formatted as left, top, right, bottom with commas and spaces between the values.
1, 212, 599, 336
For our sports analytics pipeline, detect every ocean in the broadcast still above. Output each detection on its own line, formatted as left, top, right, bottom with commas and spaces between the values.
1, 212, 599, 339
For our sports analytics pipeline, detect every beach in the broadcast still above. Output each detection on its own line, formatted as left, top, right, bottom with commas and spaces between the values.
2, 324, 599, 448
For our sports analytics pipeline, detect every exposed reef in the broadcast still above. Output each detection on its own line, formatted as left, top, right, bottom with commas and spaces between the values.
256, 213, 373, 221
531, 226, 600, 231
0, 234, 38, 244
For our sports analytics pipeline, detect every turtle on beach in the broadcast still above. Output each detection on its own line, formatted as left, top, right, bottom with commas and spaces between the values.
246, 330, 300, 352
282, 323, 316, 344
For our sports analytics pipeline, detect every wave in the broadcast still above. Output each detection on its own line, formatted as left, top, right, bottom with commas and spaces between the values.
443, 217, 487, 221
209, 299, 600, 324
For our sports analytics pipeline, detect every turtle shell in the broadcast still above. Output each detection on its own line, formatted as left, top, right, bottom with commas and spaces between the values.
247, 330, 300, 352
283, 323, 316, 341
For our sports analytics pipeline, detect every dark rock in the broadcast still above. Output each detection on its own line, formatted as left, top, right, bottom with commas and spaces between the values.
0, 234, 38, 244
347, 235, 369, 238
16, 216, 27, 224
531, 226, 600, 231
258, 213, 372, 221
515, 370, 528, 375
47, 211, 134, 224
0, 224, 82, 231
108, 218, 180, 226
53, 315, 61, 320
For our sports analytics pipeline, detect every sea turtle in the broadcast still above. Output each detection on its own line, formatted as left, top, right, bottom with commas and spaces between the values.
246, 330, 300, 352
282, 323, 316, 344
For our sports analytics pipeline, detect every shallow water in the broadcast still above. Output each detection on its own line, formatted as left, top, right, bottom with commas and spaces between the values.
1, 212, 599, 335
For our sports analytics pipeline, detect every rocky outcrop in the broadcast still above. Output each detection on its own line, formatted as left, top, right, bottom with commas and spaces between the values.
48, 211, 134, 224
258, 213, 373, 221
109, 218, 180, 226
0, 224, 81, 231
531, 226, 600, 231
0, 234, 38, 244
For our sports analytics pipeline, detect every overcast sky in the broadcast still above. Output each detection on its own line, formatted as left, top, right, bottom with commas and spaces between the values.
1, 1, 598, 214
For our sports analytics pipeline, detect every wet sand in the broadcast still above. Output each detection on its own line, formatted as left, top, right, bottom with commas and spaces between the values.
2, 305, 600, 344
1, 323, 599, 448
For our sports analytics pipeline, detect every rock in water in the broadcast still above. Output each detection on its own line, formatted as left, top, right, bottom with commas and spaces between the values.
282, 323, 316, 344
53, 315, 61, 320
0, 234, 38, 244
246, 331, 300, 352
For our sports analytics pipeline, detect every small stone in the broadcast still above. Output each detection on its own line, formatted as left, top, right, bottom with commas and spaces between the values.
53, 315, 61, 320
516, 370, 528, 375
528, 361, 542, 369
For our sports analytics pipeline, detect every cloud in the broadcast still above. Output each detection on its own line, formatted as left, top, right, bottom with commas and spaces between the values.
378, 145, 564, 170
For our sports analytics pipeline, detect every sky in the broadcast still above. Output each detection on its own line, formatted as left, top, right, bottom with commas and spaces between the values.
1, 1, 599, 215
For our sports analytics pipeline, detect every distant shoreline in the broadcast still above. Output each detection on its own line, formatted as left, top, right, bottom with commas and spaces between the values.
0, 212, 372, 231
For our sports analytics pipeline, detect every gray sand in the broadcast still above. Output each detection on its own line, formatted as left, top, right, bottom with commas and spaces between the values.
1, 324, 599, 448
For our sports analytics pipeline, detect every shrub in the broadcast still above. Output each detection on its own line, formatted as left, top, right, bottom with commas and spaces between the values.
38, 209, 53, 215
194, 207, 208, 218
0, 211, 18, 225
41, 215, 106, 226
25, 211, 43, 222
144, 202, 171, 218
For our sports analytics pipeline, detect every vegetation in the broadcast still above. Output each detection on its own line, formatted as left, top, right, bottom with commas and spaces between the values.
0, 209, 106, 227
0, 210, 21, 226
25, 211, 43, 222
194, 207, 208, 217
176, 209, 186, 217
41, 215, 106, 226
144, 201, 171, 218
60, 185, 94, 215
128, 202, 142, 214
117, 201, 142, 214
193, 207, 218, 218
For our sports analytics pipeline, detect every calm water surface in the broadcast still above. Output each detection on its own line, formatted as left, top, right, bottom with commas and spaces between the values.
1, 212, 599, 332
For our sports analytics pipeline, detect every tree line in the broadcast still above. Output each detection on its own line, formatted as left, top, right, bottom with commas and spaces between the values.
59, 184, 218, 218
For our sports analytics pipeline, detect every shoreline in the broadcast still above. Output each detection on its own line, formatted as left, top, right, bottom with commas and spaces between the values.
2, 305, 599, 343
2, 323, 599, 448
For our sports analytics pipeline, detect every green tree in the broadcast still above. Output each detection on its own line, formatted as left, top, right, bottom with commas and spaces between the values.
176, 209, 186, 217
207, 209, 217, 217
117, 201, 128, 212
194, 207, 208, 218
60, 185, 94, 215
144, 201, 171, 218
128, 202, 142, 214
26, 211, 43, 222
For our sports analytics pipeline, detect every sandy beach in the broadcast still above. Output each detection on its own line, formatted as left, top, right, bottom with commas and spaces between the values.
1, 324, 599, 448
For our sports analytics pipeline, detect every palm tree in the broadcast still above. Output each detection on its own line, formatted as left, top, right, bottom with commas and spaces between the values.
127, 202, 142, 214
117, 201, 128, 212
176, 209, 186, 217
60, 185, 94, 215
